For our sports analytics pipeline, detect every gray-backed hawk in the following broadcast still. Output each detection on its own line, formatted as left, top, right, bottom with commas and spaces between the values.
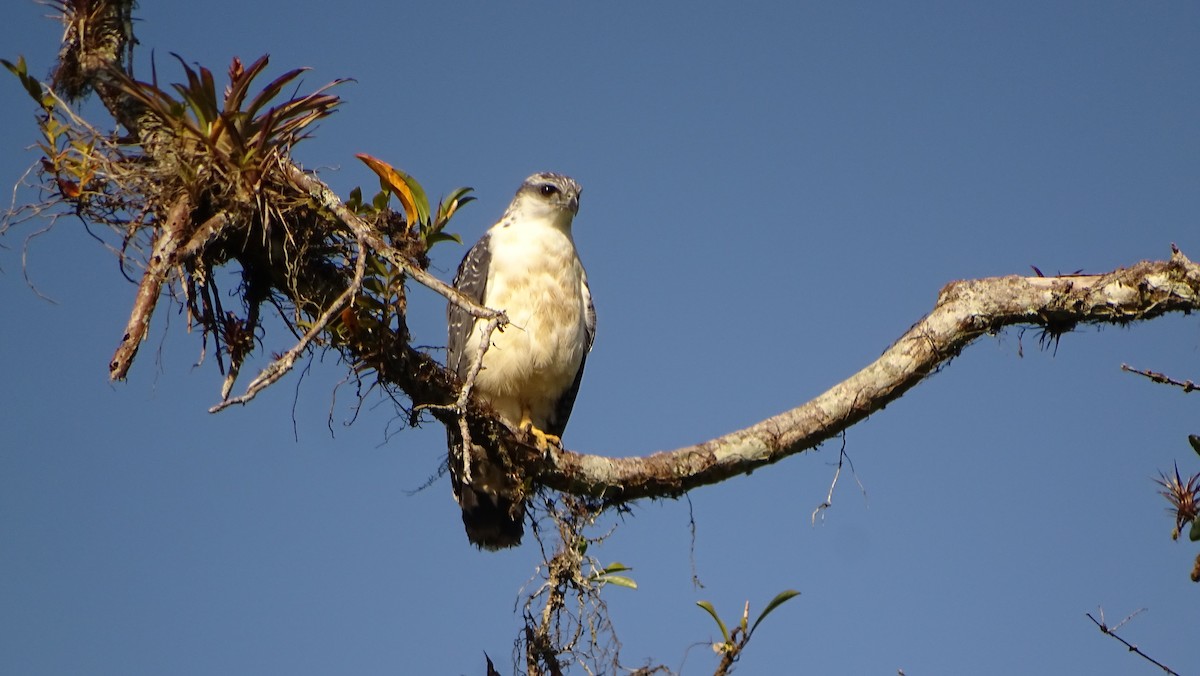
446, 172, 595, 549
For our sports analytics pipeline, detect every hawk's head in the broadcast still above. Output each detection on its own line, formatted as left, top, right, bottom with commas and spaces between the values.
507, 172, 582, 227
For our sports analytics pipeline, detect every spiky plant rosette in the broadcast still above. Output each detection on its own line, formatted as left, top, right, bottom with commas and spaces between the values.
1156, 462, 1200, 542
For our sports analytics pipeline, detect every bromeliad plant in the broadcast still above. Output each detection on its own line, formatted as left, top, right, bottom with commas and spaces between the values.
113, 54, 344, 196
1156, 436, 1200, 582
3, 50, 471, 408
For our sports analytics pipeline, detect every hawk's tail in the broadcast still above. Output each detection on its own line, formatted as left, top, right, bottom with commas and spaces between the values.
458, 484, 525, 550
448, 429, 526, 550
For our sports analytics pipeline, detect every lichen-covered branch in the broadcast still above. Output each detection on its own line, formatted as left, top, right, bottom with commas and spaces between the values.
538, 248, 1200, 501
109, 191, 191, 379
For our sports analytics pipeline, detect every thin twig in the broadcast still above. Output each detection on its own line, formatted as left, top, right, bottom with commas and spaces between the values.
1121, 363, 1198, 393
416, 311, 507, 418
811, 432, 867, 524
412, 274, 508, 485
1085, 608, 1179, 675
455, 314, 506, 408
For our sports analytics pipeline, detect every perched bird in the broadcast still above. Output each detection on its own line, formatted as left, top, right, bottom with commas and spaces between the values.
446, 172, 596, 549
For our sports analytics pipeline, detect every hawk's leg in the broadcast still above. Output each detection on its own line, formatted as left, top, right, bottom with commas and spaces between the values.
518, 410, 561, 455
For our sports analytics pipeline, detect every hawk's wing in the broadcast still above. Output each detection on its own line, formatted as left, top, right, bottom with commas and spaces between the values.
445, 231, 525, 550
546, 268, 596, 437
447, 233, 491, 379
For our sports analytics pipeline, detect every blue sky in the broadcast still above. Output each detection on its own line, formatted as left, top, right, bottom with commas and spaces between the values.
2, 2, 1199, 674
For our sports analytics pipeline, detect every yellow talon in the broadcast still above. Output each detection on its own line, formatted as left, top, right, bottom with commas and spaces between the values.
518, 412, 560, 453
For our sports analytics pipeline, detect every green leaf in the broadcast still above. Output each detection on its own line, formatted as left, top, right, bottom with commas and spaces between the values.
601, 575, 638, 590
696, 601, 730, 644
367, 254, 390, 277
362, 276, 386, 295
399, 171, 431, 225
443, 186, 475, 207
749, 589, 800, 637
2, 56, 46, 104
436, 186, 476, 223
0, 56, 25, 77
425, 231, 462, 247
356, 295, 385, 312
1189, 434, 1200, 458
1190, 517, 1200, 542
590, 562, 637, 589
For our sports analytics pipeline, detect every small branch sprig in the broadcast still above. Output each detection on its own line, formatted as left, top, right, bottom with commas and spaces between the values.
1086, 607, 1179, 676
696, 590, 800, 676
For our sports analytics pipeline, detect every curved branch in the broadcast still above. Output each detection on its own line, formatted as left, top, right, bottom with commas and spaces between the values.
539, 247, 1200, 501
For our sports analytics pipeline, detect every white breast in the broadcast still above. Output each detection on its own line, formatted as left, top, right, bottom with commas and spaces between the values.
467, 219, 588, 429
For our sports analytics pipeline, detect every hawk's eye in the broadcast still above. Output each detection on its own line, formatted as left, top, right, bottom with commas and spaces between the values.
539, 184, 560, 197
